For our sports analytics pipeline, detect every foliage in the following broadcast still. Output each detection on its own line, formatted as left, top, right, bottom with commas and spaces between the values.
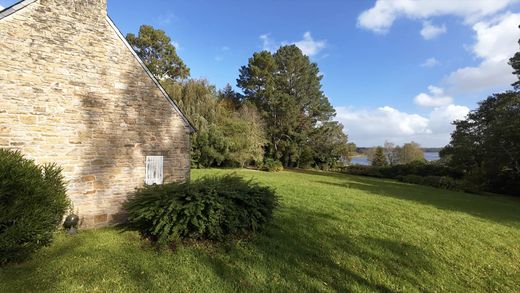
383, 141, 401, 166
124, 175, 278, 245
2, 169, 519, 292
261, 159, 284, 172
371, 146, 388, 167
397, 175, 459, 191
441, 92, 520, 196
126, 25, 190, 81
400, 142, 425, 164
163, 79, 267, 168
0, 149, 70, 265
237, 45, 348, 169
343, 165, 384, 178
509, 25, 520, 90
343, 161, 464, 182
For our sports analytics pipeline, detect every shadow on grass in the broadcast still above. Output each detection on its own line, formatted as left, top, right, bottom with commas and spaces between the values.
195, 206, 434, 292
0, 231, 157, 292
305, 172, 520, 226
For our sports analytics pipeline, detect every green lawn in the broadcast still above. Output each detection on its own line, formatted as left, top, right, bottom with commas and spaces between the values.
1, 169, 519, 292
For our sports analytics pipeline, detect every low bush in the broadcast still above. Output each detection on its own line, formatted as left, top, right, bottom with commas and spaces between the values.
380, 161, 463, 179
0, 149, 70, 265
397, 175, 480, 193
342, 165, 383, 178
124, 175, 278, 246
261, 159, 284, 172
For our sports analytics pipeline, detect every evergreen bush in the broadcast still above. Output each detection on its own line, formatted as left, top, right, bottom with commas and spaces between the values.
0, 149, 70, 265
124, 175, 278, 246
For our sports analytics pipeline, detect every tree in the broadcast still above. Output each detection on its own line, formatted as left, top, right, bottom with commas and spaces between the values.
399, 142, 425, 164
162, 79, 267, 168
371, 146, 388, 167
441, 92, 520, 194
237, 45, 341, 168
126, 25, 190, 81
307, 122, 350, 169
384, 141, 401, 165
509, 25, 520, 90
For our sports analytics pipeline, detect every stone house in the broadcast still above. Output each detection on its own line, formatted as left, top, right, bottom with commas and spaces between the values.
0, 0, 195, 227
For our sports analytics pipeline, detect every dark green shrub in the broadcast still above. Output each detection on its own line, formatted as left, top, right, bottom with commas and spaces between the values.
344, 165, 383, 178
124, 175, 278, 245
398, 175, 469, 192
0, 149, 70, 265
379, 161, 463, 179
261, 159, 284, 172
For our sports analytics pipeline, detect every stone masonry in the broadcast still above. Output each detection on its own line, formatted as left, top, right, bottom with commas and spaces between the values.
0, 0, 194, 227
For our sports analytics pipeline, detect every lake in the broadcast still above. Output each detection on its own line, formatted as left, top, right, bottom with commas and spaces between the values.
351, 152, 440, 166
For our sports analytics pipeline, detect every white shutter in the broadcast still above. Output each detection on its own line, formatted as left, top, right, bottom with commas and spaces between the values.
145, 156, 163, 185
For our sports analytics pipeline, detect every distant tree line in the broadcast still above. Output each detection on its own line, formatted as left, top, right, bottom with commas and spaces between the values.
127, 25, 351, 170
367, 142, 425, 167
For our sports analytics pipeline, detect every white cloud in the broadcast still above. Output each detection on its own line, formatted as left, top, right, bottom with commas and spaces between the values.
358, 0, 515, 33
420, 21, 446, 39
336, 103, 469, 146
421, 57, 440, 67
260, 33, 277, 52
214, 56, 224, 62
259, 32, 327, 57
429, 104, 470, 133
414, 85, 453, 107
446, 12, 520, 93
0, 5, 4, 10
293, 32, 327, 57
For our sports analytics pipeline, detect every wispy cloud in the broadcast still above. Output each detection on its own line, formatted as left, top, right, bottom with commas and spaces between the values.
421, 57, 440, 68
420, 21, 446, 40
157, 12, 177, 25
357, 0, 515, 34
293, 32, 327, 56
259, 32, 327, 57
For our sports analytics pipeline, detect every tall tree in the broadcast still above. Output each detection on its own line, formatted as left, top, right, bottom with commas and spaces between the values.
126, 25, 190, 81
371, 147, 388, 167
237, 45, 339, 168
441, 92, 520, 194
509, 25, 520, 90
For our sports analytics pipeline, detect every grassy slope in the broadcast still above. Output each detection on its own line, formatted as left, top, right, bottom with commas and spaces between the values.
1, 169, 519, 292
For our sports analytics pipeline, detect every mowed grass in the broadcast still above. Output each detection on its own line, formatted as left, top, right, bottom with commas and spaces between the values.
1, 169, 519, 292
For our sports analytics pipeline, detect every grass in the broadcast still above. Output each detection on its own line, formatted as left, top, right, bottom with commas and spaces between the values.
1, 169, 519, 292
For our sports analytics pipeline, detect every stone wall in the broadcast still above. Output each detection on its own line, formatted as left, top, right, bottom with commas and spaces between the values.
0, 0, 192, 228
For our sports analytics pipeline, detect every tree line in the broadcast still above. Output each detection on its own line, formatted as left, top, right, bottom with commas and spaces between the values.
440, 30, 520, 195
127, 25, 350, 170
368, 141, 425, 167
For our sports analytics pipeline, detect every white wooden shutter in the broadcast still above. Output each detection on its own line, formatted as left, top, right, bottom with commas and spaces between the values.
145, 156, 163, 185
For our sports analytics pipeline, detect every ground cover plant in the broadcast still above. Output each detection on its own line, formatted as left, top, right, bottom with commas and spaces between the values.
0, 169, 519, 292
124, 174, 278, 245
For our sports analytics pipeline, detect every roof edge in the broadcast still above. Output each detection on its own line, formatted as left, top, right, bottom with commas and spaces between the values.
0, 0, 196, 133
0, 0, 37, 21
106, 16, 196, 133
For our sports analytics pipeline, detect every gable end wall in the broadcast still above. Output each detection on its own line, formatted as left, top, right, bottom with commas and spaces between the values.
0, 0, 191, 227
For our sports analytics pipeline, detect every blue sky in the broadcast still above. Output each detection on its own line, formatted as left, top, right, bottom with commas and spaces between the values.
1, 0, 520, 147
